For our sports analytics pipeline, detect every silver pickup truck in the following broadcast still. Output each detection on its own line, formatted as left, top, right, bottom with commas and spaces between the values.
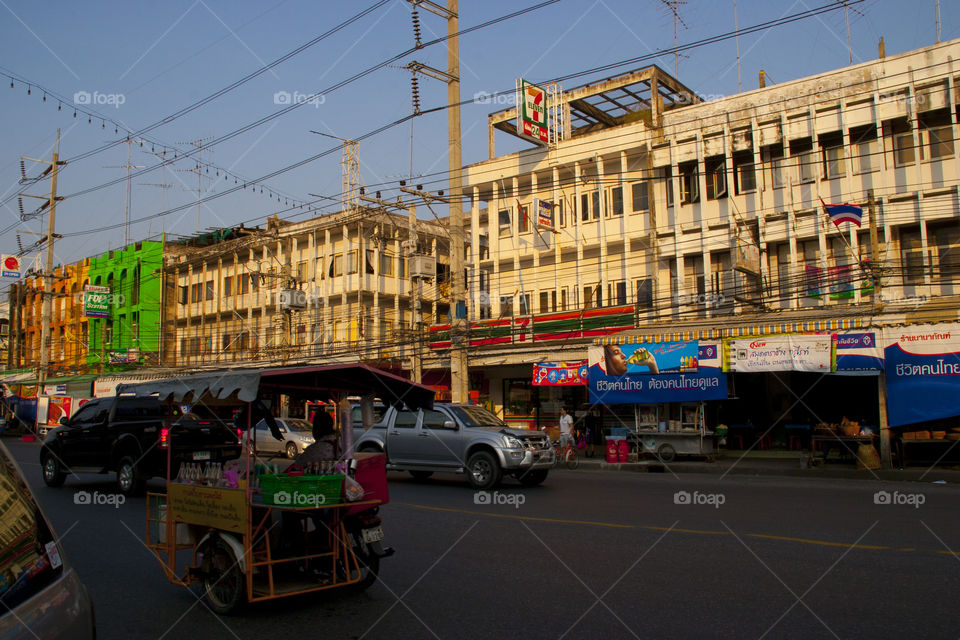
352, 403, 554, 490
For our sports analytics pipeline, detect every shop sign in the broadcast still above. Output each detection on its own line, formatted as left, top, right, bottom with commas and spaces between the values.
534, 198, 554, 229
42, 384, 68, 396
884, 323, 960, 426
516, 79, 549, 145
587, 345, 727, 405
167, 483, 245, 533
835, 332, 883, 372
108, 349, 139, 364
83, 285, 111, 318
1, 254, 22, 278
532, 361, 587, 386
46, 396, 72, 427
729, 335, 832, 372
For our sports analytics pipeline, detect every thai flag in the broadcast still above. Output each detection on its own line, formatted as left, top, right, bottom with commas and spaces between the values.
820, 198, 863, 227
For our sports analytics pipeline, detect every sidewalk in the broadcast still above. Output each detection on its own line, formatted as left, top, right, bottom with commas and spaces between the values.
574, 449, 960, 483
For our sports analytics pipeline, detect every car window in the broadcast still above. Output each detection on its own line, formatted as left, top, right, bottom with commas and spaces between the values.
0, 442, 64, 611
116, 398, 166, 419
68, 401, 103, 424
422, 410, 451, 430
286, 420, 312, 432
450, 406, 505, 428
393, 410, 418, 429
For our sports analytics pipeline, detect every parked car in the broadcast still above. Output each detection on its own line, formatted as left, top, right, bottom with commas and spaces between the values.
40, 395, 242, 495
0, 440, 96, 639
353, 403, 554, 489
248, 418, 315, 459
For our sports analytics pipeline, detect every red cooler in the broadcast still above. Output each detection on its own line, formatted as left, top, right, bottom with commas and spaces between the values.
605, 439, 619, 463
617, 439, 630, 463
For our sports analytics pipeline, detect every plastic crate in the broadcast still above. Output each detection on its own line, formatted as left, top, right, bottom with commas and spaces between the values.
259, 473, 343, 506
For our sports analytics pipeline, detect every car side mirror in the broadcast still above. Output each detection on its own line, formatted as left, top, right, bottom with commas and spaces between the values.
59, 416, 69, 426
443, 420, 457, 430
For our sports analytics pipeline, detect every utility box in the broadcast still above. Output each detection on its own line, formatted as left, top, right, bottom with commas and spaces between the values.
409, 255, 436, 279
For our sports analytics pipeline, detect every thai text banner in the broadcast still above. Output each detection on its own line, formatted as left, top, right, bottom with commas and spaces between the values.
884, 323, 960, 426
729, 335, 832, 372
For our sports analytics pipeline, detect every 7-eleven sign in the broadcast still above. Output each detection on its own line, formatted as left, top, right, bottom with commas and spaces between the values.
517, 79, 549, 145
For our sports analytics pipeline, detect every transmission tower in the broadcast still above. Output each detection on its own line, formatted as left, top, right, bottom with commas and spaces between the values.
659, 0, 688, 78
175, 137, 214, 233
104, 138, 146, 246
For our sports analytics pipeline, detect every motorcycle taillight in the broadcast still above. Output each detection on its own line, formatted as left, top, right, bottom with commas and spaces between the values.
159, 427, 169, 449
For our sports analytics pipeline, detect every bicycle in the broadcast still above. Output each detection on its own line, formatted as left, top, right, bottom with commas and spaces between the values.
552, 438, 580, 470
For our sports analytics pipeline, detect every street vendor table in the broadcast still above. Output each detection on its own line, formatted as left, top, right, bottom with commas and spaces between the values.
628, 430, 717, 462
812, 434, 877, 462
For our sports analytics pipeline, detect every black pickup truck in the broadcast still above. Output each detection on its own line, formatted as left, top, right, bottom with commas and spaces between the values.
40, 396, 242, 495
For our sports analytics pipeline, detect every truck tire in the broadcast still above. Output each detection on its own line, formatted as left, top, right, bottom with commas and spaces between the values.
41, 451, 66, 488
517, 469, 548, 487
466, 451, 501, 490
116, 455, 145, 496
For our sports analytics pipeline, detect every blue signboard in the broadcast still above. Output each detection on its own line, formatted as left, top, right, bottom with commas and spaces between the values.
885, 339, 960, 426
835, 332, 883, 372
588, 344, 727, 405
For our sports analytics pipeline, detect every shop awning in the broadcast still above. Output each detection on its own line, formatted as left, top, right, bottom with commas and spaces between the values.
40, 374, 98, 397
596, 316, 864, 345
0, 371, 36, 384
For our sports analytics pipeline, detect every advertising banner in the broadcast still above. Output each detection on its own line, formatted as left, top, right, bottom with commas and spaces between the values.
835, 332, 883, 372
83, 284, 111, 318
729, 335, 832, 372
45, 396, 73, 427
532, 361, 588, 386
884, 324, 960, 426
588, 342, 726, 405
1, 255, 21, 278
534, 198, 554, 229
516, 79, 549, 145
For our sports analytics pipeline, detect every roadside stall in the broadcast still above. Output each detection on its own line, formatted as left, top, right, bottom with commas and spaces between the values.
588, 340, 727, 462
127, 363, 434, 615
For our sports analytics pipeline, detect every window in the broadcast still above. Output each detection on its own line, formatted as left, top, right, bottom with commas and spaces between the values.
539, 290, 556, 313
250, 274, 259, 291
928, 125, 953, 159
240, 273, 249, 294
893, 131, 917, 166
518, 203, 529, 233
500, 295, 513, 317
365, 249, 375, 274
763, 146, 785, 188
330, 253, 343, 278
223, 276, 232, 297
678, 162, 699, 204
397, 256, 406, 278
394, 410, 418, 428
662, 167, 674, 207
705, 157, 727, 200
821, 133, 846, 179
556, 201, 565, 227
791, 139, 816, 183
733, 152, 756, 193
422, 410, 450, 429
380, 252, 394, 276
592, 190, 601, 219
190, 283, 201, 303
900, 228, 924, 286
636, 278, 653, 310
295, 260, 307, 283
222, 333, 232, 352
608, 280, 627, 305
583, 284, 601, 309
499, 209, 511, 236
347, 250, 359, 274
519, 293, 531, 315
560, 287, 568, 311
205, 280, 214, 301
610, 187, 624, 216
631, 182, 649, 212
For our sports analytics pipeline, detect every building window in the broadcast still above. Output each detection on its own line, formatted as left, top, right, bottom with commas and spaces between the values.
762, 145, 786, 189
297, 260, 308, 283
347, 250, 359, 274
582, 284, 601, 309
791, 139, 816, 183
205, 280, 214, 301
662, 167, 674, 207
580, 190, 600, 221
223, 276, 232, 297
560, 287, 568, 311
705, 157, 726, 200
190, 283, 201, 303
500, 295, 513, 317
240, 273, 249, 294
555, 201, 565, 228
678, 162, 699, 204
250, 274, 259, 291
733, 152, 756, 193
519, 293, 531, 315
608, 280, 627, 305
610, 186, 624, 216
539, 290, 556, 314
631, 182, 649, 212
518, 203, 529, 233
330, 253, 343, 278
380, 252, 394, 276
820, 133, 846, 179
499, 209, 511, 236
900, 228, 924, 286
635, 278, 653, 310
921, 111, 954, 160
397, 256, 406, 278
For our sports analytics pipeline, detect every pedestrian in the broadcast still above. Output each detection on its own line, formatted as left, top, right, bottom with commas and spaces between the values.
586, 408, 603, 458
296, 410, 339, 465
558, 407, 574, 449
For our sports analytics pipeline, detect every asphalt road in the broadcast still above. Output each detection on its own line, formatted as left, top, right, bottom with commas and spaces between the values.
7, 438, 960, 640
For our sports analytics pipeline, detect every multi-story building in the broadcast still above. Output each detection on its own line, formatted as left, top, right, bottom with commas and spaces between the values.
422, 37, 960, 427
163, 212, 451, 370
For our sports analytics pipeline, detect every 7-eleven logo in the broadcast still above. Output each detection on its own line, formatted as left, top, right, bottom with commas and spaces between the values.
525, 86, 545, 123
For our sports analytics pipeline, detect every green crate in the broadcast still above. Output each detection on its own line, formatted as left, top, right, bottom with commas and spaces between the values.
259, 473, 343, 506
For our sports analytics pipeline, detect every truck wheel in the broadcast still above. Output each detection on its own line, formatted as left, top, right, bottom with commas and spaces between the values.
285, 442, 298, 459
409, 471, 433, 480
117, 455, 144, 496
41, 452, 66, 487
466, 451, 501, 490
200, 536, 245, 614
517, 469, 548, 487
657, 443, 677, 463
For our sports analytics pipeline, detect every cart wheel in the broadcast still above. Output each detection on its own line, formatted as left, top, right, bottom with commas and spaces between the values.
343, 531, 380, 591
200, 536, 245, 615
565, 448, 580, 470
657, 443, 677, 463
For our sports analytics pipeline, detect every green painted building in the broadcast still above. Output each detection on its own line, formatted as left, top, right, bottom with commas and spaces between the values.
85, 240, 164, 372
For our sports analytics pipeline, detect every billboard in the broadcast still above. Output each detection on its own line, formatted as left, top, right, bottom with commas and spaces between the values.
534, 198, 554, 229
1, 255, 21, 278
533, 361, 588, 386
884, 323, 960, 426
516, 79, 549, 145
835, 332, 883, 372
729, 335, 832, 372
83, 284, 111, 318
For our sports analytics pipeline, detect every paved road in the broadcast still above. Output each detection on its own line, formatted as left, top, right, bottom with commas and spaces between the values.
7, 438, 960, 639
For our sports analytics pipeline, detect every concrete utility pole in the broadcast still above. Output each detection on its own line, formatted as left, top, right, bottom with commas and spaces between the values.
26, 130, 66, 389
867, 189, 892, 469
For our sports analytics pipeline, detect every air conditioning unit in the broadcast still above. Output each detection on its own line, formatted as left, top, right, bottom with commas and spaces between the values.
409, 255, 436, 279
278, 289, 307, 311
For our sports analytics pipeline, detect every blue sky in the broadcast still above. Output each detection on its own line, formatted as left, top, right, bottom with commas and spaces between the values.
0, 0, 956, 271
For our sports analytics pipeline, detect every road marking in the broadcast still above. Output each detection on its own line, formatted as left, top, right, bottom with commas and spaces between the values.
396, 502, 914, 554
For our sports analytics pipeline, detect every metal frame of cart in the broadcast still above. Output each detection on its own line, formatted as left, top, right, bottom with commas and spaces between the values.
122, 364, 435, 612
627, 401, 717, 462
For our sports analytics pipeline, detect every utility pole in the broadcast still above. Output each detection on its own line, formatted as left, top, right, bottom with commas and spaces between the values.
105, 139, 145, 247
20, 131, 66, 390
867, 189, 892, 469
176, 138, 214, 233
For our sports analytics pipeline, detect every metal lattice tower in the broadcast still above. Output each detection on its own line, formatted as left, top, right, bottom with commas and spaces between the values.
341, 138, 360, 215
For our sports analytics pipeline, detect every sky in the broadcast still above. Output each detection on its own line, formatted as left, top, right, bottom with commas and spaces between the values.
0, 0, 956, 279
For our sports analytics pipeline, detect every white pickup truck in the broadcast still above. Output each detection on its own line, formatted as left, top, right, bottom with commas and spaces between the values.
352, 403, 554, 490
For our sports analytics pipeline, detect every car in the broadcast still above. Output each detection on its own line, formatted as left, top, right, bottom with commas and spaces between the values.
40, 395, 242, 495
0, 440, 96, 639
249, 418, 315, 459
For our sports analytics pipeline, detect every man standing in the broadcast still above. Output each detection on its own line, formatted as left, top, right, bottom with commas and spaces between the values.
559, 407, 574, 448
